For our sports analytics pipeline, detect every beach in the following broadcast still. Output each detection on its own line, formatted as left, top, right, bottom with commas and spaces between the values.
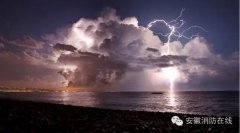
0, 98, 238, 133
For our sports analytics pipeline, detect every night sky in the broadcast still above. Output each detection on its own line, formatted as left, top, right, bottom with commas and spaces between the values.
0, 0, 238, 91
0, 0, 238, 56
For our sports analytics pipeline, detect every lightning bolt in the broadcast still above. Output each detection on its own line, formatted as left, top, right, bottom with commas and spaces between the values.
148, 9, 206, 91
147, 8, 207, 55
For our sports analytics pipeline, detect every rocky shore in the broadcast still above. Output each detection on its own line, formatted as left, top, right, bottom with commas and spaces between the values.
0, 99, 238, 133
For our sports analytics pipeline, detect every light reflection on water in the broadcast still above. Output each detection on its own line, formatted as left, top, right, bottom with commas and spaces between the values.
168, 92, 177, 107
61, 92, 69, 103
0, 91, 238, 116
58, 92, 99, 107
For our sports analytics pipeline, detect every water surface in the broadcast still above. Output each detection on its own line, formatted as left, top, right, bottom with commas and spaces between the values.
0, 91, 238, 116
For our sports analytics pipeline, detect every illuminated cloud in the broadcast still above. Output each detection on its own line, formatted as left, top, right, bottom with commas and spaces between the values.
57, 51, 127, 89
43, 7, 238, 91
0, 7, 238, 91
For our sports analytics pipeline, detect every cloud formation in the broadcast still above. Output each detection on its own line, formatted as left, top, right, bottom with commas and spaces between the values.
57, 51, 127, 89
53, 43, 77, 52
11, 36, 44, 49
44, 7, 239, 91
0, 7, 238, 91
43, 7, 165, 89
0, 36, 64, 88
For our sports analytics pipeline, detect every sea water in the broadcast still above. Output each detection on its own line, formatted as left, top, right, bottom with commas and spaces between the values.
0, 91, 238, 116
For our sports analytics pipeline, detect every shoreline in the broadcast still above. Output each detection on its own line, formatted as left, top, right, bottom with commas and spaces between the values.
0, 98, 239, 132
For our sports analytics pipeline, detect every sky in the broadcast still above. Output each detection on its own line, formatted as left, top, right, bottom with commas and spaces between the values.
0, 0, 238, 91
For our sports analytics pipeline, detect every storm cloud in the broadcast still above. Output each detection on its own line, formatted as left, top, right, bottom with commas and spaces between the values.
43, 7, 239, 91
53, 43, 77, 52
0, 7, 238, 91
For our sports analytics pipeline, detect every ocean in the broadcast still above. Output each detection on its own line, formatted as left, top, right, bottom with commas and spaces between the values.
0, 91, 238, 116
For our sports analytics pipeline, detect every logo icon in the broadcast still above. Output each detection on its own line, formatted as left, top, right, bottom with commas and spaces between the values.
171, 116, 183, 126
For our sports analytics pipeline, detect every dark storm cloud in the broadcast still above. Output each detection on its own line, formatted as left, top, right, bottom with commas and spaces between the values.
149, 55, 187, 64
42, 7, 164, 89
0, 6, 238, 91
95, 22, 148, 58
134, 55, 188, 68
57, 51, 127, 88
42, 7, 239, 91
53, 43, 77, 52
146, 47, 159, 53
